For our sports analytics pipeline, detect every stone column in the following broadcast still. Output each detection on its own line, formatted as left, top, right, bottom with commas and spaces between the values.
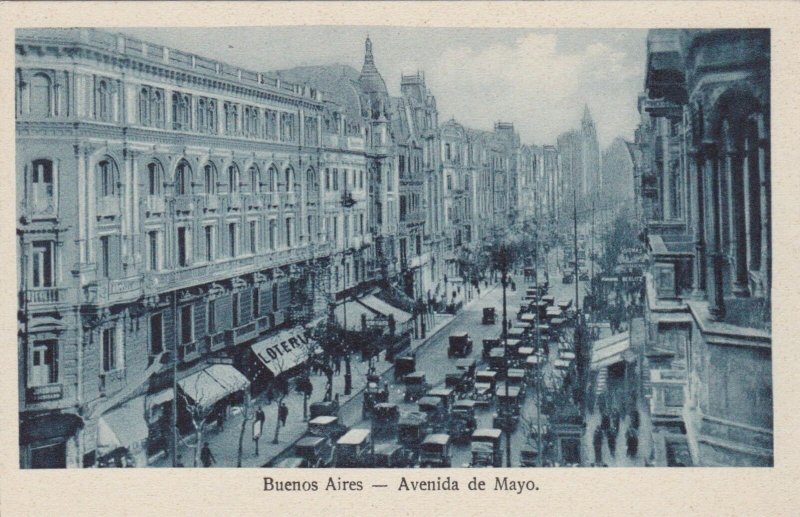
729, 146, 749, 297
689, 146, 705, 295
704, 142, 725, 320
757, 113, 770, 297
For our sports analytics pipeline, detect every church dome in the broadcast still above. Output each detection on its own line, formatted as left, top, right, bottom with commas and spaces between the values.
358, 37, 389, 95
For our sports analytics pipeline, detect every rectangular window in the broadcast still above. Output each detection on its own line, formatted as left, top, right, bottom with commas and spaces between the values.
307, 215, 313, 239
228, 223, 237, 257
416, 234, 422, 256
150, 313, 163, 355
252, 288, 260, 318
204, 226, 213, 262
102, 327, 116, 372
30, 340, 58, 386
177, 227, 187, 267
285, 218, 293, 247
268, 220, 276, 250
272, 283, 279, 312
180, 305, 193, 345
31, 241, 54, 287
333, 168, 339, 191
148, 231, 158, 270
333, 216, 338, 243
325, 168, 330, 191
249, 221, 257, 254
232, 293, 240, 327
99, 236, 110, 278
359, 170, 364, 190
207, 299, 216, 334
360, 213, 364, 235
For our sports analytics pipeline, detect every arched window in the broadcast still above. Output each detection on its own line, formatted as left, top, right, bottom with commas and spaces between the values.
97, 158, 118, 197
30, 73, 52, 118
139, 87, 150, 126
172, 93, 191, 130
267, 166, 278, 192
306, 168, 316, 195
146, 161, 163, 196
97, 80, 111, 121
151, 90, 164, 127
197, 98, 206, 132
249, 166, 261, 194
30, 159, 55, 214
285, 168, 294, 192
174, 160, 192, 196
228, 164, 240, 193
207, 100, 217, 134
203, 163, 217, 195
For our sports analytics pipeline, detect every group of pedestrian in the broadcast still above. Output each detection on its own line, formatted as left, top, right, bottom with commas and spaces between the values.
592, 408, 640, 464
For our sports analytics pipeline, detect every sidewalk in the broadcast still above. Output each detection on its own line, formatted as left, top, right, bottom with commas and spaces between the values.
154, 283, 497, 468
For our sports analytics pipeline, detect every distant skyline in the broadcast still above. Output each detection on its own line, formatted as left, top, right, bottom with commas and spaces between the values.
119, 26, 647, 149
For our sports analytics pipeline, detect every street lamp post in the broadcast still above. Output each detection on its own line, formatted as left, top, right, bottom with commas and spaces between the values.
501, 252, 511, 468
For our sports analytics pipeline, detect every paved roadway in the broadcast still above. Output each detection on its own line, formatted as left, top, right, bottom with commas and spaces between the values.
270, 245, 589, 467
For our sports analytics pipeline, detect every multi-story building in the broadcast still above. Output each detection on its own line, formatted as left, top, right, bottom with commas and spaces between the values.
14, 28, 385, 468
634, 29, 771, 466
557, 105, 600, 218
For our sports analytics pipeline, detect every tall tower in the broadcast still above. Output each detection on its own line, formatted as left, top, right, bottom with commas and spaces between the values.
358, 36, 390, 121
581, 104, 600, 196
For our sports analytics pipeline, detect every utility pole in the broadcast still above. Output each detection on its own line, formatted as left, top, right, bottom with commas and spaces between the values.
171, 289, 178, 467
501, 245, 511, 468
573, 184, 579, 312
532, 227, 543, 466
591, 196, 595, 316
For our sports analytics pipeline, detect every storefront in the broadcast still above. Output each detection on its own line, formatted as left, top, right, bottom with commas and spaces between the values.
176, 364, 250, 435
244, 326, 318, 395
20, 412, 83, 469
96, 396, 149, 467
358, 294, 414, 335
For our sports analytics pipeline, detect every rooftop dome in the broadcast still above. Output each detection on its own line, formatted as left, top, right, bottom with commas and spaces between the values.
358, 37, 388, 95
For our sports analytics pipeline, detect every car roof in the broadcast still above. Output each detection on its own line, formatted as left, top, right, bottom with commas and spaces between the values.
418, 396, 443, 406
472, 428, 503, 440
399, 411, 427, 424
374, 402, 398, 410
455, 358, 476, 367
337, 428, 371, 444
296, 436, 326, 447
374, 443, 403, 454
453, 399, 476, 408
508, 368, 526, 376
496, 385, 521, 396
450, 332, 468, 338
427, 388, 454, 396
476, 370, 497, 377
423, 433, 451, 445
309, 416, 337, 425
405, 372, 425, 379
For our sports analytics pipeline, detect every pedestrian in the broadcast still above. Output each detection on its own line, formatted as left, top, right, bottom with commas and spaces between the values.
200, 442, 216, 468
253, 406, 265, 456
593, 426, 604, 464
279, 402, 288, 427
600, 413, 610, 432
607, 428, 617, 458
215, 405, 226, 432
626, 428, 638, 458
175, 454, 184, 467
334, 355, 341, 376
612, 410, 621, 437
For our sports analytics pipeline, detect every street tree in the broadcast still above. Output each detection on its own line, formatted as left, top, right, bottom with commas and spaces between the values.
177, 376, 217, 468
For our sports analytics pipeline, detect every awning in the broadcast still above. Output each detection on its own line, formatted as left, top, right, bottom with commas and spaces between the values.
147, 389, 174, 408
591, 332, 632, 370
20, 413, 83, 446
359, 295, 413, 325
251, 326, 317, 375
97, 396, 148, 458
334, 299, 378, 331
178, 364, 250, 408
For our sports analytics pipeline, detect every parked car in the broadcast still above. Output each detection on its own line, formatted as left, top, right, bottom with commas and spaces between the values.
335, 429, 373, 468
404, 372, 430, 402
448, 332, 473, 358
470, 428, 503, 467
372, 443, 410, 468
419, 434, 452, 467
482, 307, 496, 325
294, 436, 334, 468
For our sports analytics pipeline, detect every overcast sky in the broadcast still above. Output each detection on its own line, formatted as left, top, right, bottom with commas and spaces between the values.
119, 27, 647, 149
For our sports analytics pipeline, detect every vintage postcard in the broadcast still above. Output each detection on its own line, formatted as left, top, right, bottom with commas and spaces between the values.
2, 1, 798, 516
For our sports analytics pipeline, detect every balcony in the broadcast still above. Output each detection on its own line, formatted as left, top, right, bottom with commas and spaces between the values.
26, 384, 63, 403
226, 193, 242, 210
245, 194, 263, 210
145, 196, 165, 215
26, 287, 72, 306
143, 245, 312, 294
232, 321, 258, 345
96, 196, 120, 217
209, 332, 230, 352
201, 195, 219, 212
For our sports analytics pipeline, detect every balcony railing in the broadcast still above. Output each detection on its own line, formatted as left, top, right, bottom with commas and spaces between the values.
174, 196, 195, 213
145, 196, 165, 215
26, 287, 71, 305
26, 384, 63, 403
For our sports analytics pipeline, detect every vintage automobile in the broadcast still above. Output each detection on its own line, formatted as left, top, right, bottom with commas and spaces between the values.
448, 332, 473, 358
504, 338, 522, 357
418, 434, 452, 468
488, 347, 507, 376
516, 346, 535, 366
363, 377, 390, 418
482, 307, 496, 325
519, 313, 537, 326
307, 415, 348, 442
493, 385, 522, 431
506, 368, 527, 399
398, 411, 428, 463
372, 402, 400, 439
309, 399, 340, 420
294, 436, 334, 468
404, 372, 431, 402
562, 271, 574, 284
417, 396, 447, 431
470, 428, 503, 467
473, 370, 499, 407
372, 443, 410, 468
558, 299, 573, 312
426, 388, 456, 414
449, 399, 477, 441
541, 295, 555, 306
273, 456, 305, 468
482, 338, 501, 360
455, 358, 477, 379
445, 371, 471, 398
546, 306, 563, 321
394, 354, 416, 381
579, 269, 590, 281
334, 429, 373, 468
